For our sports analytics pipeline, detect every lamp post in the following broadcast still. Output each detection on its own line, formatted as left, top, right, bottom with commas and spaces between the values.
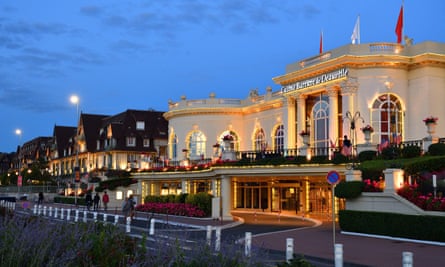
343, 111, 364, 158
70, 95, 80, 206
15, 129, 22, 196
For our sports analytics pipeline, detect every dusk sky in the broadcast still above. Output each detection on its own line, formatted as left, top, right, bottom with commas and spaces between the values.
1, 1, 444, 152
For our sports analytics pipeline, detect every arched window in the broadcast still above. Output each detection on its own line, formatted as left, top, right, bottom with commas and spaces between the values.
219, 130, 238, 151
254, 128, 266, 151
274, 124, 284, 151
371, 93, 403, 144
188, 131, 206, 159
170, 134, 178, 160
312, 100, 329, 151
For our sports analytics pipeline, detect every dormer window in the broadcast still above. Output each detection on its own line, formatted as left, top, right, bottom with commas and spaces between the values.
136, 121, 145, 130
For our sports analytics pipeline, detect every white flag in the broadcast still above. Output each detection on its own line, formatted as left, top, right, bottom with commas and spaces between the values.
351, 16, 360, 44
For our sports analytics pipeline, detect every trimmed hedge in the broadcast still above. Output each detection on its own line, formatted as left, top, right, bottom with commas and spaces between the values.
339, 210, 445, 242
334, 181, 363, 199
185, 192, 212, 216
428, 143, 445, 156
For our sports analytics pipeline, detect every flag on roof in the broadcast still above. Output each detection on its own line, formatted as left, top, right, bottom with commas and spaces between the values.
351, 15, 360, 44
319, 30, 323, 54
395, 5, 403, 44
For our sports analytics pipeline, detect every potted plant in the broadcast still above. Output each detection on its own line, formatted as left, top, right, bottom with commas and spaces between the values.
299, 130, 310, 146
361, 125, 374, 144
423, 116, 438, 137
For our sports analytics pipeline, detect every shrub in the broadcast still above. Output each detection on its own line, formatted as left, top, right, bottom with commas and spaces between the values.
380, 146, 401, 160
332, 152, 348, 165
401, 145, 422, 158
339, 210, 445, 242
334, 181, 363, 199
358, 150, 377, 162
185, 192, 212, 216
428, 143, 445, 156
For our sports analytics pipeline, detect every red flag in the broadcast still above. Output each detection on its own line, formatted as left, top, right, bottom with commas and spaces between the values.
319, 30, 323, 54
395, 6, 403, 44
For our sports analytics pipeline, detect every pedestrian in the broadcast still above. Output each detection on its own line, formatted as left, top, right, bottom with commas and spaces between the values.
85, 191, 93, 211
122, 197, 131, 221
102, 191, 109, 211
38, 192, 44, 206
341, 135, 352, 157
93, 192, 100, 211
128, 195, 136, 220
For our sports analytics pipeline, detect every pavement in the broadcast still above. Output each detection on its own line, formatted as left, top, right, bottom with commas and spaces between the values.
13, 201, 445, 267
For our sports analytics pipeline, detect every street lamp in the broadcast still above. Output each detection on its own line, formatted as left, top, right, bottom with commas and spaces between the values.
343, 111, 364, 158
70, 95, 80, 206
15, 129, 22, 195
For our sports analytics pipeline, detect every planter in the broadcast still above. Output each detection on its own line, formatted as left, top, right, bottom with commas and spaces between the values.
301, 135, 310, 146
426, 122, 436, 137
362, 130, 372, 144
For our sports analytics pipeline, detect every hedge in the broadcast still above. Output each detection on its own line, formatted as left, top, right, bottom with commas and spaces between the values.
339, 210, 445, 242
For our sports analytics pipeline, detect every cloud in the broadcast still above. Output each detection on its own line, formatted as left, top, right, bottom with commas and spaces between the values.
0, 87, 66, 113
80, 5, 103, 17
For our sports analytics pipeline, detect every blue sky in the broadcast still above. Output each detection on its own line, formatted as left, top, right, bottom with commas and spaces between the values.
1, 0, 444, 152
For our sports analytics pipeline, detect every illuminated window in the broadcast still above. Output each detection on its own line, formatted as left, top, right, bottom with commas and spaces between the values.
274, 124, 284, 151
371, 93, 403, 144
126, 137, 136, 147
136, 121, 145, 130
254, 128, 266, 151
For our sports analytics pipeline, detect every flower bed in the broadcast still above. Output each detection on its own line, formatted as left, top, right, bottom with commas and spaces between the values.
135, 202, 206, 217
423, 116, 438, 124
397, 184, 445, 211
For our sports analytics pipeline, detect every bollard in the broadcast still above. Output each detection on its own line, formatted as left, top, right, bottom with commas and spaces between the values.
83, 211, 87, 223
33, 204, 37, 214
61, 208, 64, 220
103, 213, 107, 224
43, 206, 47, 216
67, 209, 71, 221
126, 217, 131, 233
49, 207, 52, 217
54, 207, 58, 218
245, 232, 252, 257
402, 251, 413, 267
215, 227, 221, 252
93, 212, 97, 222
38, 205, 42, 215
286, 238, 294, 263
114, 215, 119, 225
149, 219, 155, 235
334, 243, 343, 267
206, 225, 212, 246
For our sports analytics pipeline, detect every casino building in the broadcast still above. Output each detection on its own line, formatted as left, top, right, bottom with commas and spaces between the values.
134, 41, 445, 220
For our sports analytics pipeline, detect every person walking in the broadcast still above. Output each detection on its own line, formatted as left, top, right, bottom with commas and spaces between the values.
93, 192, 100, 211
85, 191, 93, 211
122, 197, 131, 221
102, 191, 109, 211
37, 192, 44, 206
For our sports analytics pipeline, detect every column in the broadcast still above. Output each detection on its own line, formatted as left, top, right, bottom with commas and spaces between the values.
341, 78, 358, 136
181, 180, 188, 194
220, 175, 232, 220
327, 86, 339, 147
285, 97, 296, 149
296, 94, 307, 148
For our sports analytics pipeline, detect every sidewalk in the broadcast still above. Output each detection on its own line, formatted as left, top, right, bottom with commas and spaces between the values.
18, 202, 445, 266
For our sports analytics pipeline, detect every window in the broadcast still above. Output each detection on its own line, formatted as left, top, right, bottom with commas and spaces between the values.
254, 128, 266, 151
143, 138, 150, 147
126, 137, 136, 147
312, 99, 329, 152
189, 131, 206, 158
136, 121, 145, 130
274, 124, 284, 151
371, 93, 403, 144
